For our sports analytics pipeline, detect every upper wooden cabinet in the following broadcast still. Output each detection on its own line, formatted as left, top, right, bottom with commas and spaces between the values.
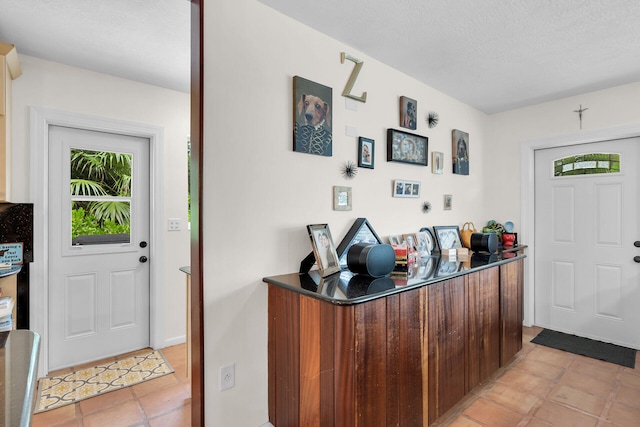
0, 41, 22, 202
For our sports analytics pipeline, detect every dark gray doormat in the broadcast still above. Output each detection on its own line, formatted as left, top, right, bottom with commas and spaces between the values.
531, 329, 636, 368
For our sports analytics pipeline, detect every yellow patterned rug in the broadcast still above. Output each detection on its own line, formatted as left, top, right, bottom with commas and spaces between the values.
35, 350, 174, 413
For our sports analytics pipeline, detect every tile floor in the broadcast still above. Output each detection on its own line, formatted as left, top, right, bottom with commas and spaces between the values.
31, 327, 640, 426
31, 343, 191, 427
434, 326, 640, 426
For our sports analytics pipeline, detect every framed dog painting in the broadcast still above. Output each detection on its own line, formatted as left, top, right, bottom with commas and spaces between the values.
293, 76, 333, 157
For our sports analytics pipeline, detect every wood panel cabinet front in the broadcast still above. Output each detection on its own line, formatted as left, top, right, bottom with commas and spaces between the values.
267, 257, 524, 426
465, 268, 500, 391
426, 276, 465, 423
500, 258, 524, 365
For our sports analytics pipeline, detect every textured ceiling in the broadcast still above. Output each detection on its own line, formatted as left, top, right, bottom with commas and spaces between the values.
1, 1, 639, 113
259, 0, 640, 113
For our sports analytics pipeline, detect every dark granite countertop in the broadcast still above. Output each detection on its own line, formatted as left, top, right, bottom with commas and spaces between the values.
263, 246, 526, 305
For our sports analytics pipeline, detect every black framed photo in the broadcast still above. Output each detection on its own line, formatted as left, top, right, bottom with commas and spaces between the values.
307, 224, 341, 277
433, 225, 463, 251
358, 137, 374, 169
294, 76, 333, 157
335, 218, 383, 269
387, 128, 428, 166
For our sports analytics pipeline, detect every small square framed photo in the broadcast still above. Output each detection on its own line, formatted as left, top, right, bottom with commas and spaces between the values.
443, 194, 453, 210
388, 235, 402, 245
393, 179, 421, 198
358, 137, 375, 169
399, 96, 417, 130
333, 186, 352, 211
432, 151, 444, 174
307, 224, 341, 277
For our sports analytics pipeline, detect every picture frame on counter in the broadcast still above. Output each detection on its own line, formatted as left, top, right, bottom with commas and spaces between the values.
417, 229, 435, 255
393, 179, 421, 198
433, 225, 463, 251
387, 128, 428, 166
335, 218, 383, 269
307, 224, 341, 277
358, 137, 375, 169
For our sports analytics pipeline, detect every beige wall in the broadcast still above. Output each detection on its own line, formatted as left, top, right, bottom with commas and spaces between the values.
10, 55, 191, 346
204, 1, 640, 426
204, 0, 494, 425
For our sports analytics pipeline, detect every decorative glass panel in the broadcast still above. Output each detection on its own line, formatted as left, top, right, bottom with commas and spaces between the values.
553, 153, 620, 177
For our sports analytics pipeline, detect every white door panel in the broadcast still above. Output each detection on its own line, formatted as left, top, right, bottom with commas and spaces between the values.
535, 138, 639, 348
48, 125, 150, 370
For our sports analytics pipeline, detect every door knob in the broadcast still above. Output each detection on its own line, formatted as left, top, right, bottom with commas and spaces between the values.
139, 256, 148, 263
635, 241, 640, 248
140, 241, 148, 248
634, 256, 640, 263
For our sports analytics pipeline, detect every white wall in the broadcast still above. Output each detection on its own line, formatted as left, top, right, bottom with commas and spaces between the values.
10, 55, 191, 347
486, 81, 640, 224
203, 1, 494, 425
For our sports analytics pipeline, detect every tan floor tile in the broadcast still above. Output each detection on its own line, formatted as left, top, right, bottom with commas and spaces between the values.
482, 382, 539, 414
547, 384, 607, 416
512, 358, 564, 381
524, 418, 554, 427
613, 385, 640, 410
568, 358, 621, 384
132, 371, 180, 398
604, 401, 640, 426
138, 381, 191, 419
32, 402, 78, 427
497, 368, 553, 396
445, 415, 485, 426
557, 370, 615, 399
619, 371, 640, 391
462, 397, 524, 427
149, 402, 192, 427
526, 346, 576, 368
78, 386, 135, 415
533, 400, 598, 427
82, 400, 145, 427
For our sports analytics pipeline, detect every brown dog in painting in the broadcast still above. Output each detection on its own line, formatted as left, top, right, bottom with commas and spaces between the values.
297, 94, 331, 129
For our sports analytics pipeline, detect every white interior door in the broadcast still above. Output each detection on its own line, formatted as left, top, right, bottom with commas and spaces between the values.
48, 125, 150, 370
534, 138, 640, 348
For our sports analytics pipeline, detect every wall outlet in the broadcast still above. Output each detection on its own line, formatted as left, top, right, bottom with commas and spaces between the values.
220, 363, 235, 391
168, 218, 181, 231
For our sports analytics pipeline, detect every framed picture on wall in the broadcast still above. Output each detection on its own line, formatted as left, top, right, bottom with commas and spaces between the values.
293, 76, 333, 157
393, 179, 421, 198
358, 137, 375, 169
387, 129, 428, 166
452, 129, 469, 175
399, 96, 417, 130
432, 151, 444, 174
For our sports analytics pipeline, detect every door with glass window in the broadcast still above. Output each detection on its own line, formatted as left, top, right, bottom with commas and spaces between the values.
48, 125, 150, 370
534, 138, 640, 348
